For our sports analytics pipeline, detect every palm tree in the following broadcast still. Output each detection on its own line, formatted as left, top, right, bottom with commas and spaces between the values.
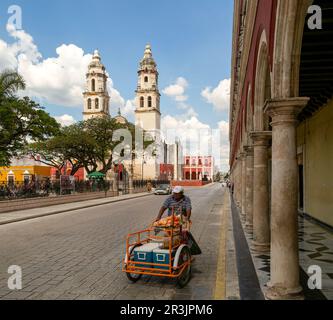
0, 69, 26, 101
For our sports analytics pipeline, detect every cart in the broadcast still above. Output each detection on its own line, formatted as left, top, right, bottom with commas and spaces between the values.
122, 213, 193, 288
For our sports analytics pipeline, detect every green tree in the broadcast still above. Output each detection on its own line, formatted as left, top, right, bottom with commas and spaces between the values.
27, 116, 154, 175
27, 124, 96, 176
213, 172, 222, 182
0, 70, 60, 166
0, 69, 25, 101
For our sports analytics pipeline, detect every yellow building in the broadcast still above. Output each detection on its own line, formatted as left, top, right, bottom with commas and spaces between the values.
0, 157, 51, 184
297, 99, 333, 227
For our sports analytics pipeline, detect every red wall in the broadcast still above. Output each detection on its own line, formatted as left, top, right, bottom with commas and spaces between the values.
160, 164, 174, 179
171, 180, 211, 187
50, 166, 85, 181
231, 0, 278, 166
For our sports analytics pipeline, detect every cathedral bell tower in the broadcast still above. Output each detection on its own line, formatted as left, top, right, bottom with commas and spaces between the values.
133, 44, 162, 180
135, 44, 161, 133
83, 50, 110, 121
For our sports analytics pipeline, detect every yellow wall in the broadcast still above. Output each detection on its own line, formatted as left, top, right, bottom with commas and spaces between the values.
297, 99, 333, 227
0, 166, 51, 183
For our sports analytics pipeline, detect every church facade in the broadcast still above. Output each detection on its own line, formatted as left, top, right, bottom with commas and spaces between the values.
82, 45, 182, 181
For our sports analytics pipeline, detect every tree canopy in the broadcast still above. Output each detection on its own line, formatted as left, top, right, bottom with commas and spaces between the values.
27, 116, 155, 175
0, 70, 60, 166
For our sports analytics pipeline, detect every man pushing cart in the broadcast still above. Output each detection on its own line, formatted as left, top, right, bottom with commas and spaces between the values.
156, 186, 201, 256
122, 186, 201, 288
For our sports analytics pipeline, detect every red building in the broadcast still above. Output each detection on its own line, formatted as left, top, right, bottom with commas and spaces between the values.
50, 163, 85, 181
183, 156, 214, 181
159, 164, 174, 180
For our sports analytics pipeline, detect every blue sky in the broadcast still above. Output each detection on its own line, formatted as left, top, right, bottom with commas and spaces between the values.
0, 0, 233, 169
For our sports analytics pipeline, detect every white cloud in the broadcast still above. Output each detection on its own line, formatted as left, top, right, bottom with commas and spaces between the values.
162, 77, 188, 102
0, 24, 92, 107
55, 114, 76, 127
161, 112, 230, 171
0, 39, 18, 69
218, 120, 230, 143
217, 120, 230, 170
122, 99, 136, 118
161, 76, 230, 170
106, 78, 136, 120
162, 77, 199, 119
0, 24, 131, 117
201, 79, 231, 112
6, 23, 41, 64
17, 44, 92, 107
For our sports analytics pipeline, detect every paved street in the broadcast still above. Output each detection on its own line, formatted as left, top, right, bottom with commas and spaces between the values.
0, 183, 226, 300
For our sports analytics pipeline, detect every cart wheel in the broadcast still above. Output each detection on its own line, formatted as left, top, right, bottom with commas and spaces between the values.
126, 245, 143, 283
176, 246, 192, 288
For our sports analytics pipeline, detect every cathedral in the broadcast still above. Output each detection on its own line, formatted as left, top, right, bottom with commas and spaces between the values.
82, 45, 182, 180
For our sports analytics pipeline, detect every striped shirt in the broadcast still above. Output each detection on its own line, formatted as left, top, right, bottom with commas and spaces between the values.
163, 195, 192, 216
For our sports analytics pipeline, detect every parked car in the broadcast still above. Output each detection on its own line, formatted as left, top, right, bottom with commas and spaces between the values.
154, 184, 172, 195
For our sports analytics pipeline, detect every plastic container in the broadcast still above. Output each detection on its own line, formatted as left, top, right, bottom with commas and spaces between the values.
133, 243, 161, 269
153, 248, 175, 270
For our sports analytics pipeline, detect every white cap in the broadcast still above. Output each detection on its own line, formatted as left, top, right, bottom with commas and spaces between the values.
172, 186, 184, 194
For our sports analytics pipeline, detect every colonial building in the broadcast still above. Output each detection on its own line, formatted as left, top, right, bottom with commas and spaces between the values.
183, 156, 214, 181
83, 50, 110, 121
0, 156, 51, 184
230, 0, 333, 299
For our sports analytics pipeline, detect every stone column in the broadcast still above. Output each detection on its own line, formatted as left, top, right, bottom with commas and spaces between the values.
232, 165, 237, 201
244, 145, 254, 230
264, 98, 309, 300
230, 168, 235, 196
128, 164, 134, 194
237, 157, 241, 208
235, 158, 241, 207
250, 131, 272, 252
241, 152, 246, 216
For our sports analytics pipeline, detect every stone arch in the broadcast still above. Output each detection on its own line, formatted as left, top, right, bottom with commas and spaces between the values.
273, 0, 313, 98
254, 30, 272, 131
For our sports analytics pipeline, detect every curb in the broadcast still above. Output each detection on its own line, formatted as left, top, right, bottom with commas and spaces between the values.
214, 189, 228, 300
0, 193, 153, 226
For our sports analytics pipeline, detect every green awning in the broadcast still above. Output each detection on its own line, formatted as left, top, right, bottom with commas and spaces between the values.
87, 172, 105, 179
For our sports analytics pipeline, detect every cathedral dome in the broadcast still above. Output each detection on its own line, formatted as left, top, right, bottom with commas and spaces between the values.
114, 108, 127, 124
140, 44, 157, 69
89, 49, 105, 70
